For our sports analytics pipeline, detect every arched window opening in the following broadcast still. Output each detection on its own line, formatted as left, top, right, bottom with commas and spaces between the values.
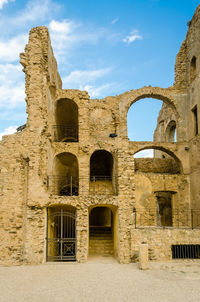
55, 98, 78, 142
155, 191, 173, 227
90, 150, 115, 195
127, 98, 163, 141
165, 120, 177, 142
49, 152, 79, 196
192, 105, 198, 136
190, 56, 197, 83
134, 148, 181, 174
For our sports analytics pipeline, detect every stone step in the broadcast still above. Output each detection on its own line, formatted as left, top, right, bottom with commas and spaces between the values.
90, 232, 112, 237
90, 235, 112, 240
89, 234, 114, 256
89, 240, 113, 244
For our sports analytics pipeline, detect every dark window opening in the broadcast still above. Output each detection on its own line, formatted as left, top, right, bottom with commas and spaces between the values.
90, 150, 113, 178
166, 120, 177, 142
190, 56, 197, 83
156, 191, 172, 227
89, 150, 115, 195
55, 99, 78, 142
172, 244, 200, 259
192, 106, 198, 136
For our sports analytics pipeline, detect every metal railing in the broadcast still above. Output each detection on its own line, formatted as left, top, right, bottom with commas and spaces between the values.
47, 176, 117, 196
52, 125, 78, 142
133, 208, 200, 229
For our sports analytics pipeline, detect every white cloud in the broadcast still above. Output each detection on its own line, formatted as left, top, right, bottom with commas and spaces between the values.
0, 126, 17, 140
0, 110, 26, 121
134, 149, 154, 158
80, 84, 113, 98
0, 0, 14, 10
62, 68, 113, 98
49, 19, 107, 60
0, 64, 25, 108
0, 0, 60, 30
0, 83, 25, 108
63, 68, 111, 88
0, 34, 28, 62
123, 30, 142, 44
111, 18, 119, 24
14, 0, 58, 25
49, 20, 75, 34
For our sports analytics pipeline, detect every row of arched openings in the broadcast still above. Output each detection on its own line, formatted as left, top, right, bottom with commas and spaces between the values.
50, 150, 114, 196
48, 148, 181, 196
54, 97, 177, 143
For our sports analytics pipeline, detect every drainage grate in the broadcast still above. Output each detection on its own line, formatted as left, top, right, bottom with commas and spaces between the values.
172, 244, 200, 259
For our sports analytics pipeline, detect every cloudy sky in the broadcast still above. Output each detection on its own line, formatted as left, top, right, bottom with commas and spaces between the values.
0, 0, 199, 145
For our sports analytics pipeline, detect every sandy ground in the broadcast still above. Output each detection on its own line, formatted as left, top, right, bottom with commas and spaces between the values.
0, 257, 200, 302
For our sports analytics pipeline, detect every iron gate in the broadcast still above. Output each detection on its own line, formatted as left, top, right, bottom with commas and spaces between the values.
46, 208, 76, 261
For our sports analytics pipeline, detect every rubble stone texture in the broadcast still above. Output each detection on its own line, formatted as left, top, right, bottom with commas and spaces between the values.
1, 5, 200, 266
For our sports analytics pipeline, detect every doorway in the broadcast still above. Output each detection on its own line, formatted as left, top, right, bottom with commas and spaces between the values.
89, 206, 117, 257
46, 206, 76, 261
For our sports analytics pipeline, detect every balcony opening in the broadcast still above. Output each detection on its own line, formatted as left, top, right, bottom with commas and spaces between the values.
54, 98, 78, 142
90, 150, 115, 195
49, 152, 79, 196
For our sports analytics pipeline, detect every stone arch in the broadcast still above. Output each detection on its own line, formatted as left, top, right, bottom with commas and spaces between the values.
124, 88, 179, 117
119, 87, 180, 140
133, 145, 183, 173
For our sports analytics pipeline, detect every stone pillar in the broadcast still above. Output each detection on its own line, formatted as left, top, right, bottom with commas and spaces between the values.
76, 207, 88, 263
139, 243, 149, 270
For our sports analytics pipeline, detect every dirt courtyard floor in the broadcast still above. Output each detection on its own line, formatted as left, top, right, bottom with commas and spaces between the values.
0, 257, 200, 302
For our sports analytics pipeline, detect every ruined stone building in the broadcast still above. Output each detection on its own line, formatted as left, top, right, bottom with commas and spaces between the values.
1, 5, 200, 265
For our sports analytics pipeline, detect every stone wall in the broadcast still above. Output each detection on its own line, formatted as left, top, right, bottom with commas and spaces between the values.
134, 158, 180, 174
131, 228, 200, 261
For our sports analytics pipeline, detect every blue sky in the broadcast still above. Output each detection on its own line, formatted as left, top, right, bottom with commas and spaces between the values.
0, 0, 199, 142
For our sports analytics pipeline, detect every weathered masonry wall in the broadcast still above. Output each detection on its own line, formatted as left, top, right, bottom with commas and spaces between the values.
131, 229, 200, 261
0, 5, 200, 266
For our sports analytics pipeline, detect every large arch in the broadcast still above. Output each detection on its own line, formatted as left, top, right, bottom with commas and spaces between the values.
124, 88, 179, 117
133, 145, 183, 173
118, 87, 180, 140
